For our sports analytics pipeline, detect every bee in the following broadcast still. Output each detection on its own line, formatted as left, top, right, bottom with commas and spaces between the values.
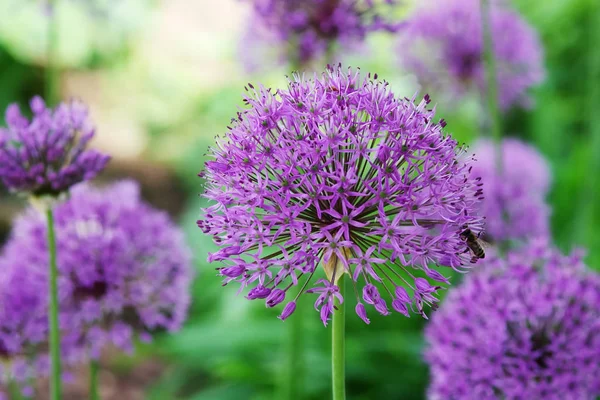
460, 226, 486, 263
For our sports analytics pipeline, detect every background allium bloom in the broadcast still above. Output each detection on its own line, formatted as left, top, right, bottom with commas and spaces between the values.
0, 181, 192, 386
198, 65, 484, 325
0, 96, 110, 196
425, 241, 600, 400
241, 0, 399, 68
471, 138, 550, 242
397, 0, 544, 110
0, 251, 49, 394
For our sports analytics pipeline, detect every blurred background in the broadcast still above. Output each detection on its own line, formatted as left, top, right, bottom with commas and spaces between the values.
0, 0, 598, 399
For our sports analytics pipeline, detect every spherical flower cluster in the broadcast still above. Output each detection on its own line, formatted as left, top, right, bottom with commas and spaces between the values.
198, 65, 485, 326
470, 138, 550, 242
242, 0, 399, 68
425, 241, 600, 400
0, 253, 49, 395
0, 181, 192, 389
0, 96, 110, 197
397, 0, 544, 111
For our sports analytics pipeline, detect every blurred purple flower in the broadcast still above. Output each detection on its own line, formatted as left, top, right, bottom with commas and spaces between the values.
0, 96, 110, 197
240, 0, 400, 69
471, 138, 550, 242
198, 65, 485, 325
425, 240, 600, 399
397, 0, 544, 111
0, 181, 193, 388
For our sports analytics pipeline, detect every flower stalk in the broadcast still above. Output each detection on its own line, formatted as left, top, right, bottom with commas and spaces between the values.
90, 360, 100, 400
46, 0, 60, 106
332, 272, 345, 400
575, 0, 600, 242
8, 378, 24, 400
480, 0, 503, 173
45, 207, 62, 400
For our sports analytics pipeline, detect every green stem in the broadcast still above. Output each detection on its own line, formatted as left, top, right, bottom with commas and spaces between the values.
481, 0, 510, 252
575, 0, 600, 242
480, 0, 503, 171
9, 379, 24, 400
332, 275, 345, 400
282, 303, 304, 400
46, 208, 62, 400
45, 0, 60, 105
90, 360, 100, 400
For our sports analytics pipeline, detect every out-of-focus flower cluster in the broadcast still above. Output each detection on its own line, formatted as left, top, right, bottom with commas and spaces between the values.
425, 240, 600, 400
241, 0, 400, 69
470, 138, 551, 243
198, 65, 485, 326
0, 96, 110, 197
0, 181, 192, 388
397, 0, 544, 110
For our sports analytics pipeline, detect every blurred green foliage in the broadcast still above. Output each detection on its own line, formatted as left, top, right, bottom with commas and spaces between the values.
0, 0, 599, 399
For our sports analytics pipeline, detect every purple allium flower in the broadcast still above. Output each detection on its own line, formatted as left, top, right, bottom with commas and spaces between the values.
0, 96, 110, 197
0, 181, 192, 387
425, 241, 600, 400
470, 138, 550, 242
198, 65, 485, 325
241, 0, 399, 68
397, 0, 545, 111
0, 251, 49, 394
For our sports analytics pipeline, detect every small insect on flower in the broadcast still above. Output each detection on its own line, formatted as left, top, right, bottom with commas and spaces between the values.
198, 65, 485, 325
459, 224, 486, 263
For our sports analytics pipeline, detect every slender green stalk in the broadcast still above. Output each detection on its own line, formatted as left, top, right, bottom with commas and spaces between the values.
480, 0, 503, 171
46, 208, 62, 400
331, 274, 345, 400
575, 0, 600, 242
281, 303, 304, 400
9, 378, 24, 400
45, 0, 60, 105
480, 0, 510, 252
90, 360, 100, 400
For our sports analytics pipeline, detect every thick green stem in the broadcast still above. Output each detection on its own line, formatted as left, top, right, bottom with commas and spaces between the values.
281, 303, 304, 400
331, 275, 345, 400
90, 360, 100, 400
480, 0, 503, 171
46, 208, 62, 400
45, 0, 60, 105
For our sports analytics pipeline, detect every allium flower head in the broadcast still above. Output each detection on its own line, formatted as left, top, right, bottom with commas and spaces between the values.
425, 241, 600, 400
0, 252, 49, 394
198, 65, 485, 325
471, 138, 550, 242
0, 96, 110, 197
0, 181, 192, 387
397, 0, 544, 110
242, 0, 399, 68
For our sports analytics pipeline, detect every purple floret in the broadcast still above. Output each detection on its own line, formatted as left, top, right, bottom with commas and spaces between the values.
0, 96, 110, 196
241, 0, 400, 68
199, 65, 485, 325
397, 0, 545, 111
0, 181, 193, 389
470, 138, 551, 242
425, 240, 600, 400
